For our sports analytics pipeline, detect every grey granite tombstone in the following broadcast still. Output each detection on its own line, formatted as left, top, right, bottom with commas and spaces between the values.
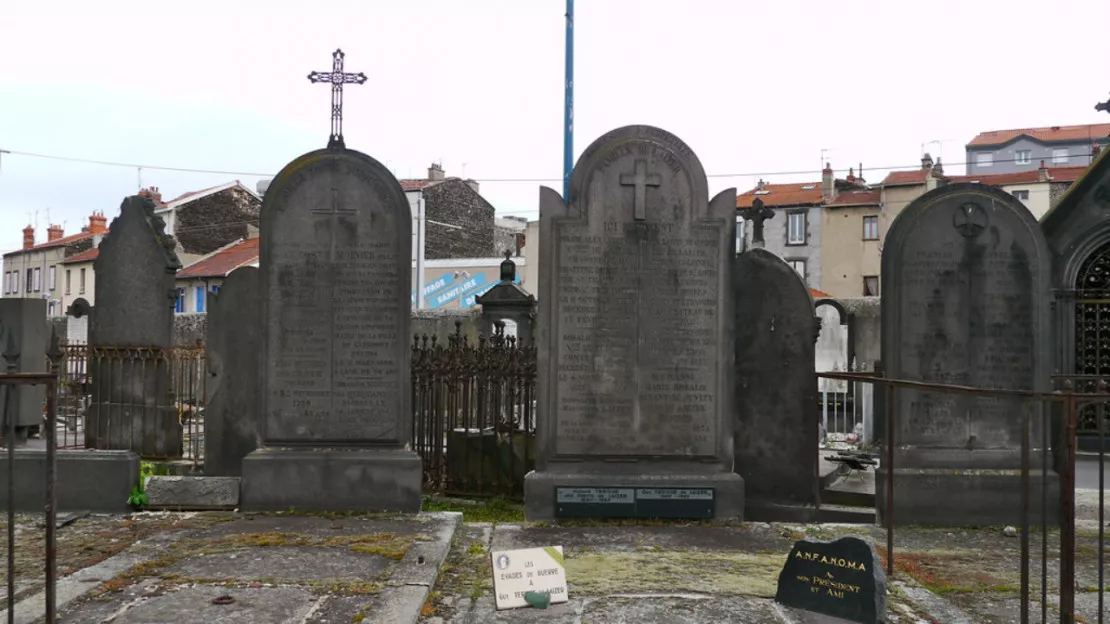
204, 266, 260, 476
524, 125, 744, 521
240, 146, 421, 512
734, 248, 819, 519
0, 299, 48, 444
879, 183, 1056, 526
475, 251, 536, 342
86, 195, 183, 458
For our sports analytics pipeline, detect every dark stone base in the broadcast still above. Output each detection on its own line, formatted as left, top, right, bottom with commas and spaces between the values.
0, 449, 139, 513
240, 447, 422, 512
876, 468, 1061, 528
523, 470, 744, 521
745, 501, 819, 523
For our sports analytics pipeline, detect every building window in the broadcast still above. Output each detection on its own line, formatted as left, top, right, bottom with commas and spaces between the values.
787, 212, 807, 245
195, 286, 205, 313
2, 272, 8, 295
11, 271, 17, 294
863, 276, 879, 296
65, 270, 71, 295
1013, 190, 1030, 201
1053, 148, 1069, 165
210, 285, 220, 295
976, 153, 993, 167
788, 259, 806, 282
1015, 150, 1031, 165
175, 289, 185, 314
33, 268, 41, 292
734, 217, 747, 253
79, 268, 86, 294
48, 301, 55, 316
862, 215, 879, 240
26, 269, 32, 293
48, 265, 56, 291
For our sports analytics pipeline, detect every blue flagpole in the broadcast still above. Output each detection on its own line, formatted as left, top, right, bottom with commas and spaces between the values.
563, 0, 574, 200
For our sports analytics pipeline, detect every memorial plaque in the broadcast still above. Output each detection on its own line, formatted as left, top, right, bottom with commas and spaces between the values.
490, 546, 569, 611
543, 126, 734, 459
554, 487, 715, 519
260, 149, 411, 445
881, 183, 1050, 456
775, 537, 886, 624
525, 125, 744, 522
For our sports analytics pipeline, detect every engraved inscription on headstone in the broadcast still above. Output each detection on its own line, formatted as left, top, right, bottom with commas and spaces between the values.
260, 152, 411, 445
775, 537, 886, 624
882, 184, 1050, 454
526, 125, 743, 522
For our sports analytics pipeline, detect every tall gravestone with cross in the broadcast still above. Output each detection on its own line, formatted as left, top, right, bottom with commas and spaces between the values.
739, 198, 775, 249
879, 183, 1056, 526
240, 49, 421, 511
524, 125, 744, 521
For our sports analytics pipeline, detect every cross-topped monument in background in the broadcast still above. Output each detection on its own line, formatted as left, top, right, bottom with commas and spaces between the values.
739, 198, 775, 248
307, 49, 367, 149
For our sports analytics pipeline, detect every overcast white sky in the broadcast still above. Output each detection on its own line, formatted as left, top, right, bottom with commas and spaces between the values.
2, 0, 1109, 254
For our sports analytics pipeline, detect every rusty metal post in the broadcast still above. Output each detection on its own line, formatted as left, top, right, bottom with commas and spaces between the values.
886, 380, 895, 578
1061, 391, 1078, 624
3, 327, 20, 624
1020, 398, 1030, 624
44, 332, 61, 623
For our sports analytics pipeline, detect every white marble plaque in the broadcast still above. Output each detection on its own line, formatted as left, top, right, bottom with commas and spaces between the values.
490, 545, 568, 610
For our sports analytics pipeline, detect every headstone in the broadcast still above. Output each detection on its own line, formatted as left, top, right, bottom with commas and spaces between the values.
734, 248, 818, 518
240, 145, 421, 512
0, 299, 48, 444
204, 266, 260, 476
86, 195, 182, 458
490, 545, 568, 610
64, 297, 92, 345
475, 251, 536, 342
815, 301, 850, 394
524, 125, 743, 520
879, 182, 1055, 526
775, 536, 886, 624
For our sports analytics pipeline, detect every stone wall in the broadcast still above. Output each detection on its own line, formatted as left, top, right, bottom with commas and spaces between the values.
412, 307, 483, 344
423, 179, 495, 259
840, 296, 880, 367
174, 186, 261, 256
175, 313, 207, 346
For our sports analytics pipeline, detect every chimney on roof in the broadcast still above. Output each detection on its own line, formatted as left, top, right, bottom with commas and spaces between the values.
88, 211, 108, 235
466, 179, 480, 194
22, 225, 34, 250
428, 163, 445, 181
756, 178, 766, 191
921, 153, 934, 170
138, 186, 163, 204
822, 163, 835, 202
846, 167, 856, 183
933, 157, 944, 177
47, 224, 63, 242
857, 162, 865, 185
1038, 159, 1050, 182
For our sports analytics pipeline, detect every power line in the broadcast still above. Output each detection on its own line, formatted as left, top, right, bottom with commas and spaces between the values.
0, 145, 1098, 184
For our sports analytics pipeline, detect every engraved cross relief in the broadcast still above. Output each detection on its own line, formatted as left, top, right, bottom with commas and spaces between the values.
619, 159, 661, 221
310, 188, 357, 261
952, 202, 988, 238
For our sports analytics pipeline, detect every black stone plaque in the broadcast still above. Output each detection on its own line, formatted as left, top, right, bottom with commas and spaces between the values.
553, 487, 714, 519
775, 537, 886, 624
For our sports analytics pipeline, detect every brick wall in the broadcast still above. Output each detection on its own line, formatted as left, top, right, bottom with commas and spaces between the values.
174, 187, 261, 256
423, 179, 495, 259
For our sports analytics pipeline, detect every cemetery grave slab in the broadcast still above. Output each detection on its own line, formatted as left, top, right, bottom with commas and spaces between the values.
53, 511, 460, 623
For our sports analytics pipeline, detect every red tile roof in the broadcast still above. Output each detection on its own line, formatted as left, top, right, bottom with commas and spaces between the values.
3, 231, 95, 257
810, 288, 831, 299
61, 248, 99, 264
880, 169, 933, 187
737, 182, 824, 208
400, 179, 442, 191
967, 123, 1110, 147
828, 190, 881, 207
947, 166, 1090, 186
176, 238, 259, 279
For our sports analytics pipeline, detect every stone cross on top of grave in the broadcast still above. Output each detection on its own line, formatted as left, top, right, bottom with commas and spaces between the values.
739, 197, 775, 248
1097, 92, 1110, 114
620, 159, 661, 220
307, 49, 368, 149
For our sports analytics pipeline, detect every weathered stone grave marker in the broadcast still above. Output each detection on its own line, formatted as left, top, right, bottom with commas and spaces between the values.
734, 248, 818, 519
879, 183, 1055, 526
86, 195, 182, 457
775, 536, 886, 623
204, 265, 260, 477
0, 299, 48, 445
524, 125, 743, 520
240, 144, 421, 512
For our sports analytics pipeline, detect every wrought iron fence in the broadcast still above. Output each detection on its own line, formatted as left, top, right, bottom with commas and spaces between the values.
411, 322, 537, 498
53, 343, 206, 464
818, 360, 874, 448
